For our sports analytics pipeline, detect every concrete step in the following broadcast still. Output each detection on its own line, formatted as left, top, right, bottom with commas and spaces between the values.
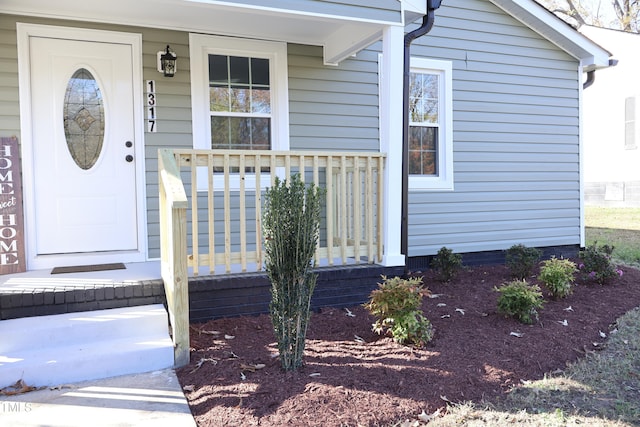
0, 304, 174, 387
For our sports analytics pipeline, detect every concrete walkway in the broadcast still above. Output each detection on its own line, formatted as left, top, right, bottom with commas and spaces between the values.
0, 369, 196, 427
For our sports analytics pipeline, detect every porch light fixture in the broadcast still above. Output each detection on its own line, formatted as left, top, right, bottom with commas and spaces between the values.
157, 45, 177, 77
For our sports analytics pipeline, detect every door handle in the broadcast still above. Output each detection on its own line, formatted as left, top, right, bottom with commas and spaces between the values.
125, 155, 134, 162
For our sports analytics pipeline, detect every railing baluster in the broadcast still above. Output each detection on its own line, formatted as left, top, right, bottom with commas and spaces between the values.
366, 156, 373, 264
208, 153, 215, 272
239, 154, 247, 272
313, 155, 320, 266
190, 152, 199, 275
285, 154, 291, 182
377, 155, 384, 263
353, 155, 361, 264
298, 154, 305, 183
223, 153, 231, 273
340, 155, 347, 264
270, 154, 277, 186
326, 155, 334, 265
255, 154, 263, 271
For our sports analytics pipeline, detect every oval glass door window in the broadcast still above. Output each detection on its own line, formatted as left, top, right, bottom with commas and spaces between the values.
63, 68, 105, 170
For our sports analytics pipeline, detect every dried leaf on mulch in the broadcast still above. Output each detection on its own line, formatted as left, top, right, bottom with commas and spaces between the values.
1, 379, 42, 396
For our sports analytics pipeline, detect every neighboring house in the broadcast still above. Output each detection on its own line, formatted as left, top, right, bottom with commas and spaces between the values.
0, 0, 611, 275
580, 25, 640, 207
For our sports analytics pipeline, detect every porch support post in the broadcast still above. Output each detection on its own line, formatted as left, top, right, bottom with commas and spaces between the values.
379, 24, 405, 267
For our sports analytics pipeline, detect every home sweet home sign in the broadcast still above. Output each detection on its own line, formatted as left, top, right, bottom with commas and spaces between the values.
0, 136, 26, 274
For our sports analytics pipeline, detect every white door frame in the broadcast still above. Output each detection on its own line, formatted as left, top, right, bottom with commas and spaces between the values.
17, 23, 148, 270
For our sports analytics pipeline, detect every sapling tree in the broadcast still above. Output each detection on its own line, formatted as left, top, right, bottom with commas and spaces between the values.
263, 174, 323, 371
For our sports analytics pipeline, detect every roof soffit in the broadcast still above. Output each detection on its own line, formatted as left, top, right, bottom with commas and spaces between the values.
1, 0, 403, 65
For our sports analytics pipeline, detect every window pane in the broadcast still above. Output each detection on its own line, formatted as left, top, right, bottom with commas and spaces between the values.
210, 87, 229, 111
408, 126, 437, 175
410, 72, 439, 124
251, 58, 269, 86
211, 116, 230, 149
252, 88, 271, 113
230, 87, 251, 113
211, 116, 271, 150
229, 56, 250, 85
209, 55, 228, 85
252, 118, 270, 149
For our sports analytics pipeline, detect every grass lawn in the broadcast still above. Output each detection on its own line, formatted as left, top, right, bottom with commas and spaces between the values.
585, 207, 640, 267
421, 207, 640, 426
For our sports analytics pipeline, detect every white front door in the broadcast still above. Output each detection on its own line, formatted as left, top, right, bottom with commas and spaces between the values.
18, 25, 146, 269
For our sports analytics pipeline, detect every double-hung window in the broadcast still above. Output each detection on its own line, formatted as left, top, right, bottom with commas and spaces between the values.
209, 54, 271, 150
408, 57, 453, 191
190, 34, 289, 188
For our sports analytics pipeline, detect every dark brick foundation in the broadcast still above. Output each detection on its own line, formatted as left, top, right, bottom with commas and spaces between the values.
407, 244, 580, 271
0, 264, 404, 322
188, 264, 404, 323
0, 281, 166, 320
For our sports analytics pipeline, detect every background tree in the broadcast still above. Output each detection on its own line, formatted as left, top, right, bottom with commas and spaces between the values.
538, 0, 640, 32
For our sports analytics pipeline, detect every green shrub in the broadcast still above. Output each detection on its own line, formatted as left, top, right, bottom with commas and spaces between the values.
505, 244, 542, 279
430, 246, 463, 282
538, 257, 577, 299
263, 174, 324, 371
364, 276, 433, 346
495, 279, 544, 324
578, 242, 623, 285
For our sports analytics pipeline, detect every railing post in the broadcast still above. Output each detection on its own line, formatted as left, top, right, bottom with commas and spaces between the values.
158, 149, 190, 368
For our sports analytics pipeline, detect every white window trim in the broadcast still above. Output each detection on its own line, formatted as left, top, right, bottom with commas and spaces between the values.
408, 57, 453, 191
189, 34, 290, 190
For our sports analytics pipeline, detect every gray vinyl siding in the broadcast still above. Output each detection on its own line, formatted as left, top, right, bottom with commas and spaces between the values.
407, 0, 582, 257
223, 0, 401, 22
0, 16, 19, 139
288, 43, 381, 151
140, 30, 192, 259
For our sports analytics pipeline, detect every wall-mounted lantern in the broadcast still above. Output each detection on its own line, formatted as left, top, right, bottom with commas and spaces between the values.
157, 45, 177, 77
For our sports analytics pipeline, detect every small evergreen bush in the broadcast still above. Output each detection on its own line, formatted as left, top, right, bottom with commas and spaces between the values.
430, 246, 463, 282
364, 276, 433, 346
578, 242, 623, 285
505, 244, 542, 279
538, 257, 577, 299
495, 279, 544, 324
263, 174, 324, 371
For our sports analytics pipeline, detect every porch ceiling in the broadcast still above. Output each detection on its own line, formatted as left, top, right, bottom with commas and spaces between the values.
1, 0, 403, 65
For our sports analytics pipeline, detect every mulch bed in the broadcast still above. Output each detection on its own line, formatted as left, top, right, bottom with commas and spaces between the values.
177, 262, 640, 426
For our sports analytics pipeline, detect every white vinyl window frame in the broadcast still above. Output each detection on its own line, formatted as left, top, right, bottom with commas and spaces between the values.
408, 57, 453, 191
189, 34, 290, 190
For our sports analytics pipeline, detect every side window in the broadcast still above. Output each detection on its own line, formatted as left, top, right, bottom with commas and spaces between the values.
408, 57, 453, 191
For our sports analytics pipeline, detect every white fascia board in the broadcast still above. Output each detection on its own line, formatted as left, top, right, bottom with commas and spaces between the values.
490, 0, 612, 70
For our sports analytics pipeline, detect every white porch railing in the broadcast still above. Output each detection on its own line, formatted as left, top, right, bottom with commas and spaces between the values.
158, 148, 386, 366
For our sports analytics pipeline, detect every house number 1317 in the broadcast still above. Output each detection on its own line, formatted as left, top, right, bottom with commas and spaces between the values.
146, 80, 157, 133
